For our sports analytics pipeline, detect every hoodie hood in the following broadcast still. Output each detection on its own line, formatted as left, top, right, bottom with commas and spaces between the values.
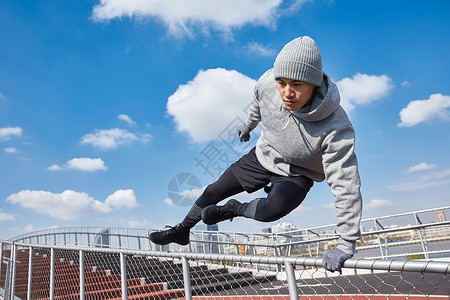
292, 73, 340, 122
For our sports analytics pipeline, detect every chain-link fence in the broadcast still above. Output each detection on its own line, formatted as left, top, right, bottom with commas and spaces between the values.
2, 241, 449, 300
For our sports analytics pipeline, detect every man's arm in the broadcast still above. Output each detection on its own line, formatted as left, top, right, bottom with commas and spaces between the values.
245, 83, 262, 130
321, 125, 363, 272
238, 81, 262, 142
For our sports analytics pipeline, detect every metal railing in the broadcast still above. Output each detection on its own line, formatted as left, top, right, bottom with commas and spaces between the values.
1, 240, 450, 300
9, 206, 450, 261
2, 206, 450, 299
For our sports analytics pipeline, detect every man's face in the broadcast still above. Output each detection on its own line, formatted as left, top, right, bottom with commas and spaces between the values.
276, 78, 316, 111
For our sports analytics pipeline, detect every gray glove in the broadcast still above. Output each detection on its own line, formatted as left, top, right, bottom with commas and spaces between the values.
322, 248, 352, 274
237, 124, 251, 142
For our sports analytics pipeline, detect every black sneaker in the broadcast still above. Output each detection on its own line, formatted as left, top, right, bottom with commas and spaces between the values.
149, 223, 190, 246
202, 199, 241, 225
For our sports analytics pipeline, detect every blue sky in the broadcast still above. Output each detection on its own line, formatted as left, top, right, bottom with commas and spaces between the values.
1, 0, 449, 239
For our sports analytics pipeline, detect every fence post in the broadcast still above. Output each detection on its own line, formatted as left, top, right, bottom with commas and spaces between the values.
4, 259, 11, 300
383, 232, 389, 257
137, 228, 141, 250
418, 228, 430, 259
49, 248, 55, 300
306, 231, 312, 257
120, 252, 128, 300
0, 242, 3, 286
182, 256, 192, 300
10, 243, 17, 299
27, 246, 33, 300
80, 250, 85, 300
284, 261, 299, 300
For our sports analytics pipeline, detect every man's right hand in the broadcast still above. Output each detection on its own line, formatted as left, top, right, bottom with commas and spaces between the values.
237, 124, 251, 142
322, 248, 352, 274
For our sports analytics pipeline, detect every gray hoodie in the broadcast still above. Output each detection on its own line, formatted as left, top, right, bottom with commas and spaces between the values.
245, 69, 362, 254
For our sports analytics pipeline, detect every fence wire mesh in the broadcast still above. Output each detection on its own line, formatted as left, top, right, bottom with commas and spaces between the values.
2, 241, 449, 300
1, 244, 13, 297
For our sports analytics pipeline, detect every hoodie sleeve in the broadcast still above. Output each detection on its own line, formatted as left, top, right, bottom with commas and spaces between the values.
321, 125, 362, 255
245, 80, 262, 130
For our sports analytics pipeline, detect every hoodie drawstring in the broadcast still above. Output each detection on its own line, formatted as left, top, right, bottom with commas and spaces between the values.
282, 112, 292, 131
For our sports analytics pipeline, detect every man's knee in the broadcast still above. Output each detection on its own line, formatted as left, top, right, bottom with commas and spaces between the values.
256, 210, 284, 222
254, 198, 291, 222
195, 184, 219, 207
254, 181, 307, 222
202, 184, 216, 198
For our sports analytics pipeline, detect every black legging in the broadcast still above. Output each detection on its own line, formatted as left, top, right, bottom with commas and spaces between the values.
195, 168, 244, 208
195, 167, 309, 222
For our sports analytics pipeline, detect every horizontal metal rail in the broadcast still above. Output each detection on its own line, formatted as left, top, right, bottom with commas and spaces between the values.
275, 220, 450, 248
6, 241, 450, 274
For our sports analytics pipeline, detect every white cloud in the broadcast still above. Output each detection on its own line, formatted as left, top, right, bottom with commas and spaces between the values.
0, 91, 8, 101
178, 187, 204, 201
124, 45, 135, 55
67, 158, 108, 171
117, 114, 137, 126
164, 198, 175, 206
167, 68, 255, 143
165, 186, 205, 207
389, 169, 450, 191
0, 210, 14, 221
48, 164, 64, 171
337, 73, 393, 113
49, 158, 108, 172
365, 199, 395, 210
81, 128, 151, 150
0, 127, 22, 141
389, 179, 450, 192
7, 189, 139, 220
91, 0, 285, 38
422, 169, 450, 181
283, 0, 311, 12
24, 224, 34, 233
7, 190, 111, 220
401, 81, 411, 87
407, 162, 437, 173
4, 147, 17, 154
105, 189, 138, 209
398, 93, 450, 127
323, 202, 335, 209
246, 42, 276, 57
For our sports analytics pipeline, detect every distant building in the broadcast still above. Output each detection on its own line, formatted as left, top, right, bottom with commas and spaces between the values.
194, 224, 219, 231
94, 228, 110, 248
272, 222, 297, 233
207, 224, 219, 231
262, 227, 272, 233
436, 210, 448, 222
271, 223, 306, 252
319, 229, 337, 237
193, 224, 220, 254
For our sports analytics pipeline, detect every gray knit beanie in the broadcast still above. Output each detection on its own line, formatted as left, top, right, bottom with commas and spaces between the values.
273, 36, 323, 86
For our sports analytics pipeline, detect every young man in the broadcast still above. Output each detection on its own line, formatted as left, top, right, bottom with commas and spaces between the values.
151, 36, 362, 273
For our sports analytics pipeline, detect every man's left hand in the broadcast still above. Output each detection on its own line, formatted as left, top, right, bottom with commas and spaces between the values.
237, 124, 251, 142
322, 248, 352, 274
